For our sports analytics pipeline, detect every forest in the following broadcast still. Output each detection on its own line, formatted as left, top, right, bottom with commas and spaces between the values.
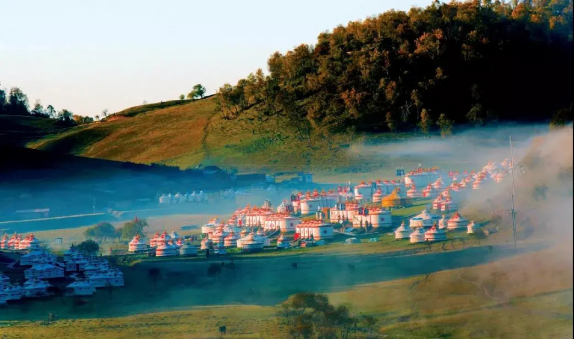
215, 0, 573, 136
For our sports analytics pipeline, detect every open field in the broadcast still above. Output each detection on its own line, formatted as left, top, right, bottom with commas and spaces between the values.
1, 243, 570, 339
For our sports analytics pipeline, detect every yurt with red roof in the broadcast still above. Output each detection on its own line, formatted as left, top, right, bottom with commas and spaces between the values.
447, 212, 468, 231
276, 233, 291, 249
394, 221, 411, 240
406, 185, 423, 199
128, 234, 148, 252
424, 223, 447, 241
409, 228, 426, 243
0, 234, 8, 249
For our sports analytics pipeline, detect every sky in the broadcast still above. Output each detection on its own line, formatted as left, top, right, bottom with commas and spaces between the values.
0, 0, 431, 117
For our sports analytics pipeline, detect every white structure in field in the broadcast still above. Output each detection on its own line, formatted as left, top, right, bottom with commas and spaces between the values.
0, 234, 8, 249
128, 234, 148, 252
424, 223, 447, 241
409, 228, 426, 243
88, 269, 124, 288
224, 232, 239, 247
19, 250, 57, 266
23, 278, 53, 297
24, 264, 64, 279
264, 214, 301, 232
409, 209, 441, 228
447, 212, 468, 230
17, 234, 41, 250
394, 221, 411, 240
438, 215, 448, 230
156, 241, 178, 257
467, 221, 480, 234
329, 202, 360, 223
180, 242, 198, 256
296, 221, 334, 240
404, 169, 443, 188
352, 208, 392, 228
65, 280, 96, 296
406, 185, 423, 199
240, 233, 264, 253
2, 284, 24, 301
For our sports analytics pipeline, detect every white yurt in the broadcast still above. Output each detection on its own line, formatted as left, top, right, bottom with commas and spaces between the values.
409, 209, 441, 228
372, 189, 384, 203
394, 220, 411, 240
409, 228, 426, 243
467, 221, 480, 234
438, 215, 448, 230
224, 232, 239, 247
128, 234, 148, 252
406, 185, 423, 199
447, 212, 468, 231
422, 184, 438, 198
156, 241, 177, 257
179, 242, 198, 256
241, 233, 264, 253
424, 223, 447, 242
432, 196, 443, 211
200, 237, 213, 250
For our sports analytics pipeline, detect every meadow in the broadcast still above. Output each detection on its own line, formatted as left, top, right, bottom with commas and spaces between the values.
1, 243, 570, 339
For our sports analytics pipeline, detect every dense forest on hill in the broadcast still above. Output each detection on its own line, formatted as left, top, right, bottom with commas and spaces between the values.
215, 0, 573, 136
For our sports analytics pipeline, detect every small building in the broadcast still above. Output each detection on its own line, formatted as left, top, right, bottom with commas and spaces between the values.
447, 212, 468, 231
240, 233, 264, 253
128, 234, 148, 252
296, 221, 334, 240
23, 278, 53, 297
394, 220, 411, 240
65, 280, 96, 296
179, 242, 198, 256
24, 264, 65, 279
156, 241, 178, 257
409, 228, 426, 243
424, 223, 447, 242
20, 250, 57, 266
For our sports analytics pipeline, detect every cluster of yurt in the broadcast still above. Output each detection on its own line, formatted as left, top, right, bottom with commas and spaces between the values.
352, 207, 393, 228
147, 231, 190, 257
263, 213, 301, 232
0, 233, 41, 251
159, 191, 208, 204
404, 168, 443, 188
291, 189, 338, 214
295, 220, 334, 240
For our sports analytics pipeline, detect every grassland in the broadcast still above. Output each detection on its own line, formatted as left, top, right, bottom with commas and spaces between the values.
25, 97, 476, 176
1, 244, 570, 339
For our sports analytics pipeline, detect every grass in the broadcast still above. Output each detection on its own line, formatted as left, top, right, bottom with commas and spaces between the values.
1, 245, 571, 338
25, 97, 480, 174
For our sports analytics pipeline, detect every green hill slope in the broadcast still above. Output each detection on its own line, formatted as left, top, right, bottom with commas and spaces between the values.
27, 98, 364, 173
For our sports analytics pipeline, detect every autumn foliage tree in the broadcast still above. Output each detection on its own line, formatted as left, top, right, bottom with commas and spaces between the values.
215, 0, 572, 135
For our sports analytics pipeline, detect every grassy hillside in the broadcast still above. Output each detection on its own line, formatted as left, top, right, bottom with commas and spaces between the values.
0, 115, 73, 146
26, 97, 459, 176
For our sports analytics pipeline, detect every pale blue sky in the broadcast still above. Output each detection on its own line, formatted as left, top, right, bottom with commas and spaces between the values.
0, 0, 431, 117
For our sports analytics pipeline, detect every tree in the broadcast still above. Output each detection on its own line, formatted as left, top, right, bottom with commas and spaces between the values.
419, 109, 432, 135
436, 113, 453, 138
386, 112, 396, 132
57, 109, 73, 122
46, 105, 56, 118
119, 218, 148, 240
77, 239, 99, 256
278, 292, 359, 339
193, 84, 206, 98
95, 115, 100, 121
102, 109, 108, 117
550, 105, 573, 129
179, 94, 185, 100
466, 104, 484, 127
84, 222, 117, 242
31, 100, 45, 117
0, 84, 6, 115
188, 84, 206, 100
7, 87, 29, 115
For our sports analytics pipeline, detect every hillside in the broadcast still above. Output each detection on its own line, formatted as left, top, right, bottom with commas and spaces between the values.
27, 97, 389, 173
0, 114, 73, 146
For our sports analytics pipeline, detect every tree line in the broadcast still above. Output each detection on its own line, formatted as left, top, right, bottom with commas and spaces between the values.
215, 0, 573, 138
0, 83, 97, 125
83, 218, 149, 243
